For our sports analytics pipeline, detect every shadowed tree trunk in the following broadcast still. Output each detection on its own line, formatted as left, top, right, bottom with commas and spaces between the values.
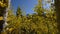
0, 6, 6, 34
55, 0, 60, 33
0, 0, 11, 34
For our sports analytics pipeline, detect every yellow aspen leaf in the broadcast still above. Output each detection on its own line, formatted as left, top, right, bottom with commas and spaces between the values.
0, 17, 3, 20
9, 28, 14, 32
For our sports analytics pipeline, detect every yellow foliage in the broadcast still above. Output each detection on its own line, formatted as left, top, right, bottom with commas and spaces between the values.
9, 28, 14, 32
7, 17, 11, 21
0, 16, 3, 20
0, 1, 7, 7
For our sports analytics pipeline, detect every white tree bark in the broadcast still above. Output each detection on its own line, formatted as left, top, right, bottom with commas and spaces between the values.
3, 0, 11, 28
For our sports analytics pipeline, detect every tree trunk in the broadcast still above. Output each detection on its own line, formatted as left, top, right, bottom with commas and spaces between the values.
3, 0, 11, 34
0, 20, 4, 34
0, 0, 11, 34
3, 0, 11, 28
55, 0, 60, 33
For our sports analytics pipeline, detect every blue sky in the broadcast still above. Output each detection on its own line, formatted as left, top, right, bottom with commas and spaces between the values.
11, 0, 38, 14
11, 0, 50, 14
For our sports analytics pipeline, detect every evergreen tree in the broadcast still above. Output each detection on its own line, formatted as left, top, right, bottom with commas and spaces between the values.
16, 7, 22, 17
34, 0, 43, 16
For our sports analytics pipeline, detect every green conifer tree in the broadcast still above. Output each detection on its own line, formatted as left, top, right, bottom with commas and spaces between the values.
16, 7, 22, 17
